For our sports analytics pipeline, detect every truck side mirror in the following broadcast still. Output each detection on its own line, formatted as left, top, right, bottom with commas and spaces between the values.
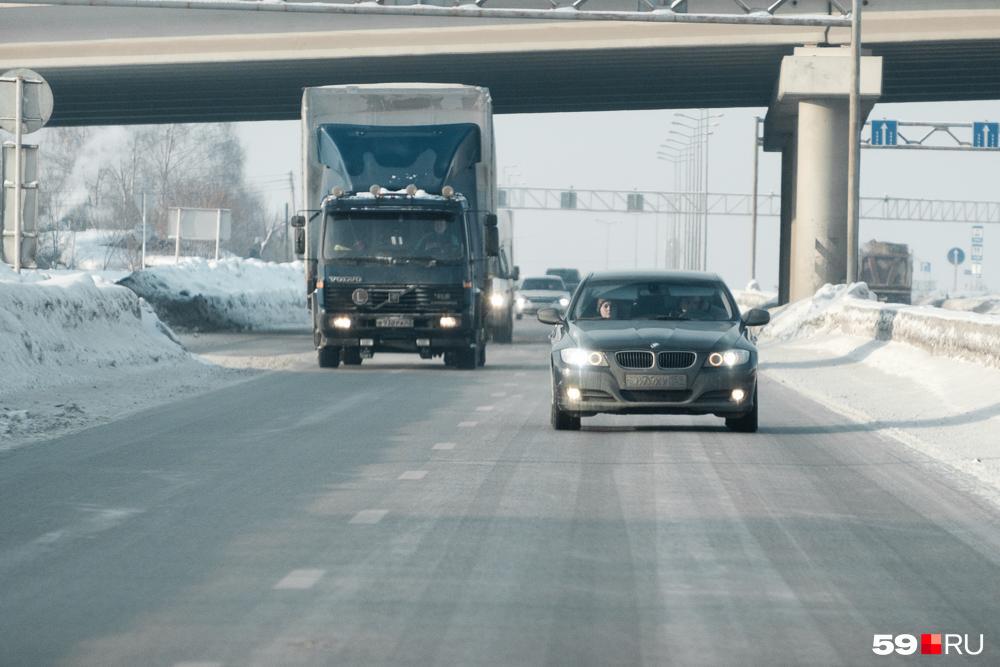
294, 228, 306, 256
485, 226, 499, 258
290, 215, 306, 229
511, 265, 520, 281
484, 213, 498, 227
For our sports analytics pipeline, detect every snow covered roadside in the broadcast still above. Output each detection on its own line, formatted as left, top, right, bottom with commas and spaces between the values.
0, 265, 247, 450
758, 283, 1000, 505
119, 258, 310, 332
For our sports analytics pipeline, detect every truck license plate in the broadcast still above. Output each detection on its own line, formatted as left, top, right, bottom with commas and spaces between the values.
623, 374, 687, 389
376, 317, 413, 328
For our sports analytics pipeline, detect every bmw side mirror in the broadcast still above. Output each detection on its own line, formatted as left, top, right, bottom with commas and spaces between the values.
537, 307, 564, 326
742, 308, 771, 327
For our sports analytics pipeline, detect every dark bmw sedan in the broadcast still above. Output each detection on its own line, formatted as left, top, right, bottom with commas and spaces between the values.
537, 271, 770, 432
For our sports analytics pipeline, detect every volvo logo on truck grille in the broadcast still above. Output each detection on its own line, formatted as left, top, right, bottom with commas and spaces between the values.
352, 288, 369, 305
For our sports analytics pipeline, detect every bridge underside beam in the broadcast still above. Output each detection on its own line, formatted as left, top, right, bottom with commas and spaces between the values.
8, 38, 1000, 126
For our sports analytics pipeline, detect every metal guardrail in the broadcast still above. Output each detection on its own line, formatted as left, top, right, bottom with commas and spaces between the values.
11, 0, 852, 25
498, 187, 1000, 224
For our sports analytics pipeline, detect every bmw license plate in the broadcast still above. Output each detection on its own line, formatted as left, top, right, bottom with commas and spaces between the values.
375, 316, 414, 328
624, 374, 687, 389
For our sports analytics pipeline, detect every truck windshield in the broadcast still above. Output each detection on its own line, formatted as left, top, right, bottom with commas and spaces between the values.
323, 210, 466, 264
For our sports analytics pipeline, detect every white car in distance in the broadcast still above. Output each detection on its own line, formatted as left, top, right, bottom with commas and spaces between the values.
515, 276, 571, 319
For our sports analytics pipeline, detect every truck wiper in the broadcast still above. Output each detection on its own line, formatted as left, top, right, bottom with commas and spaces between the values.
394, 256, 461, 266
333, 255, 393, 264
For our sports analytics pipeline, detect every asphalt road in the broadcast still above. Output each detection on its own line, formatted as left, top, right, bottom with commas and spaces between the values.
1, 321, 999, 666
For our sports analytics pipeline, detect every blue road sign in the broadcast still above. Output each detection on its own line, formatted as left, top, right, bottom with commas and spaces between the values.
973, 122, 999, 148
947, 247, 966, 265
871, 120, 898, 146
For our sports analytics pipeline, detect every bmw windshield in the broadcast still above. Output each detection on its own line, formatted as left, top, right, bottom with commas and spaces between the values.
571, 279, 738, 322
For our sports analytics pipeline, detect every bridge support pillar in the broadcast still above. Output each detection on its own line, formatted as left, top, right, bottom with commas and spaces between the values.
764, 47, 882, 304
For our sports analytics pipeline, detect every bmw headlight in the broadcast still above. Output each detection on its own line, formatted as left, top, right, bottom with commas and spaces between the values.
560, 348, 608, 367
705, 349, 751, 367
489, 293, 506, 308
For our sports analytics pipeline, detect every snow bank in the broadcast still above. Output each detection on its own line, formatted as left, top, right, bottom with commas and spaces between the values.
733, 280, 777, 313
764, 282, 1000, 369
119, 258, 310, 331
0, 264, 187, 399
923, 294, 1000, 316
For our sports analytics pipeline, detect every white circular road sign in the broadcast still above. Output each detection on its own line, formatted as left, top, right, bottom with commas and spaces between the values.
1, 68, 53, 135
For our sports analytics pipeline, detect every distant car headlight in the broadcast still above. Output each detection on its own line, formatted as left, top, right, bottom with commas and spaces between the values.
489, 293, 506, 308
560, 347, 608, 367
706, 349, 751, 367
559, 297, 570, 307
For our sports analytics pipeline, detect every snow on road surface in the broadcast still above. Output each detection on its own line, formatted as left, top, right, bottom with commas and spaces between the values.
760, 283, 1000, 505
0, 264, 245, 450
119, 258, 309, 331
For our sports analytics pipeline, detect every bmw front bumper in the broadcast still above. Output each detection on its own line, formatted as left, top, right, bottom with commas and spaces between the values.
552, 353, 756, 417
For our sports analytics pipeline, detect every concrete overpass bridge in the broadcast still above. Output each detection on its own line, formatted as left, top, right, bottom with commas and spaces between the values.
2, 1, 999, 124
1, 0, 999, 301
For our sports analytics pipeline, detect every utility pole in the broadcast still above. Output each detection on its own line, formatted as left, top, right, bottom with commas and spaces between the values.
141, 192, 147, 270
751, 117, 762, 281
846, 0, 863, 283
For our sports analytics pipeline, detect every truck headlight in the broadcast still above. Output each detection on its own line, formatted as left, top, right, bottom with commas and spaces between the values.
440, 316, 459, 329
489, 293, 506, 308
560, 348, 608, 367
331, 315, 352, 330
559, 297, 570, 307
706, 349, 750, 367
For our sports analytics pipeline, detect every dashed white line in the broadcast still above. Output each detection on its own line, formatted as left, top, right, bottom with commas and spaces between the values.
458, 421, 478, 428
475, 405, 494, 412
398, 470, 428, 481
503, 382, 518, 387
350, 509, 389, 524
273, 569, 325, 590
490, 391, 507, 397
433, 442, 456, 450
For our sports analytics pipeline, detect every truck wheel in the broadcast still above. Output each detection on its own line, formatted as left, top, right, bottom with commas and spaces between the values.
725, 388, 758, 433
342, 347, 363, 366
477, 344, 486, 367
455, 347, 477, 370
515, 313, 523, 320
318, 347, 340, 368
495, 310, 513, 343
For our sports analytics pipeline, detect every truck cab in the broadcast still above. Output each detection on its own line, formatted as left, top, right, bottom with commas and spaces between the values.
308, 189, 493, 369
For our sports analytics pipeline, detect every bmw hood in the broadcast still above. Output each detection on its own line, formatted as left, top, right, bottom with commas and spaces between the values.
569, 319, 742, 352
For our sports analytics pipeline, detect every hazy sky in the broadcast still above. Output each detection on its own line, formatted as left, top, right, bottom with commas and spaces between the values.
242, 98, 1000, 294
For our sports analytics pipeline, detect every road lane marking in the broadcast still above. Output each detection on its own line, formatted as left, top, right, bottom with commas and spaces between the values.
475, 405, 494, 412
503, 382, 518, 387
398, 470, 428, 480
350, 509, 388, 524
273, 569, 325, 590
433, 442, 456, 450
458, 421, 478, 428
490, 392, 507, 397
173, 663, 223, 667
